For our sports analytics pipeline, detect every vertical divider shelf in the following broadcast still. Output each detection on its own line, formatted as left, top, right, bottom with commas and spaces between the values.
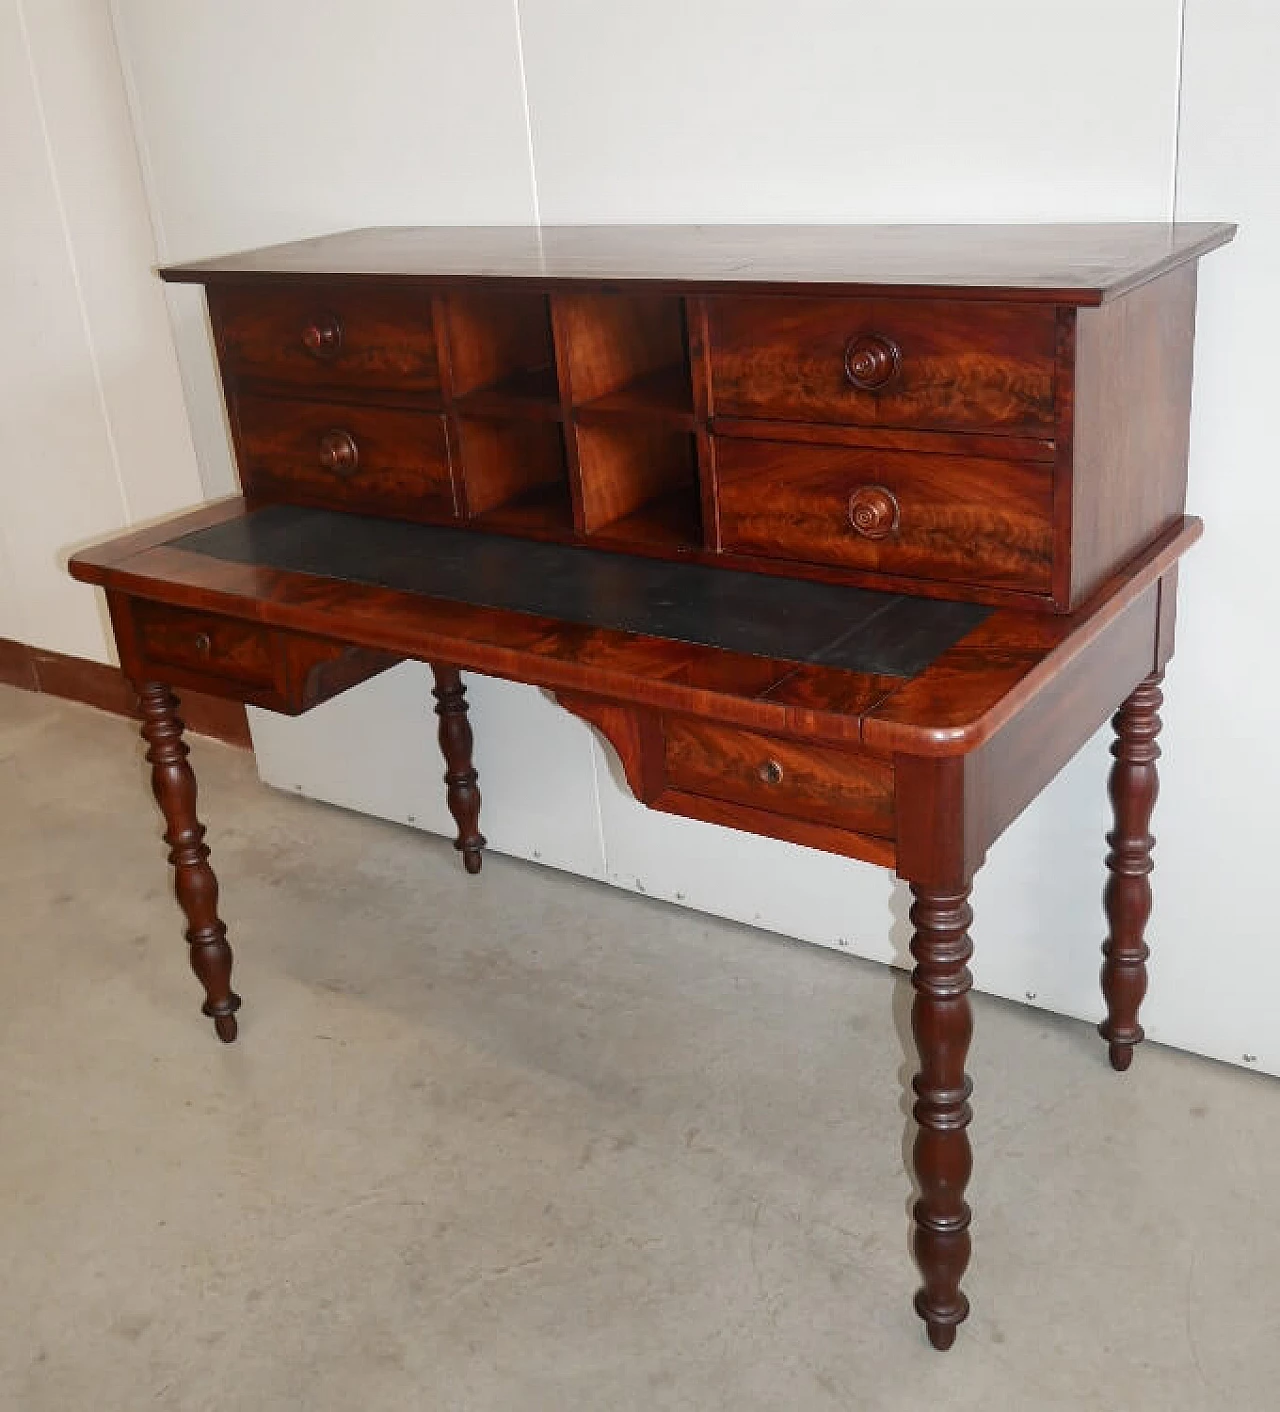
433, 287, 574, 536
553, 291, 705, 552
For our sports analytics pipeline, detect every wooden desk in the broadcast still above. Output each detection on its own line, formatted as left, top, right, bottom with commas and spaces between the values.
70, 224, 1234, 1350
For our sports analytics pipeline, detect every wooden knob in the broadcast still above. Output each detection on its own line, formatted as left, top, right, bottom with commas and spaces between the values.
844, 333, 901, 391
301, 313, 343, 360
757, 758, 785, 785
193, 632, 212, 656
847, 485, 900, 540
318, 429, 359, 475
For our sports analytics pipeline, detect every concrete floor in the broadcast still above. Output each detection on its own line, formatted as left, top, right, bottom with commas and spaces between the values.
2, 685, 1278, 1411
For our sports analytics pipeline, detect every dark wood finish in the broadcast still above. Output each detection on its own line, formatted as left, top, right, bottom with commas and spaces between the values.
66, 224, 1233, 1352
440, 290, 557, 409
715, 437, 1054, 592
663, 716, 895, 839
0, 633, 251, 747
163, 223, 1235, 304
430, 663, 485, 875
708, 295, 1057, 434
458, 418, 572, 528
134, 600, 276, 690
907, 881, 975, 1351
210, 283, 440, 393
137, 683, 241, 1042
573, 422, 700, 546
554, 692, 898, 867
1099, 671, 1163, 1072
1062, 264, 1199, 606
235, 394, 457, 521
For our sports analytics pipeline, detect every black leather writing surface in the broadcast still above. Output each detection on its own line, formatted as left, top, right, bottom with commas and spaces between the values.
174, 505, 988, 679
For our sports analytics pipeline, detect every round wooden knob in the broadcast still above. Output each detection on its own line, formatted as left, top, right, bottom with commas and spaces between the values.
847, 485, 900, 540
318, 428, 359, 475
757, 758, 785, 785
843, 333, 901, 391
301, 313, 343, 360
193, 632, 212, 656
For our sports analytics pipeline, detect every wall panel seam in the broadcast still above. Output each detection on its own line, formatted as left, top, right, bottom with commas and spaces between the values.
15, 0, 133, 528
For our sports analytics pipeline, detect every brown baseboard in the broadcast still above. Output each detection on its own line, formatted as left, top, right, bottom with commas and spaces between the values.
0, 635, 251, 748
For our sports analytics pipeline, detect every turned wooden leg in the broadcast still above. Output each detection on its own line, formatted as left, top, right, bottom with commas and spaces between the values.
430, 663, 485, 875
909, 881, 974, 1351
137, 683, 240, 1042
1100, 670, 1163, 1072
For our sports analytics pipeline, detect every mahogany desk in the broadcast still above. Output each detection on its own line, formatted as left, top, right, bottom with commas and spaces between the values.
70, 224, 1234, 1350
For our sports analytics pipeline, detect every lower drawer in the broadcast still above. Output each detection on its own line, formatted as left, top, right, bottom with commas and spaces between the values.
714, 436, 1054, 592
236, 393, 457, 520
663, 716, 895, 839
133, 601, 276, 689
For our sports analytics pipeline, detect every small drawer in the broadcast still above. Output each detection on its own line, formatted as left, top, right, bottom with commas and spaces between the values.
663, 717, 895, 839
133, 602, 276, 689
715, 437, 1054, 592
236, 394, 457, 519
707, 295, 1057, 434
210, 284, 440, 394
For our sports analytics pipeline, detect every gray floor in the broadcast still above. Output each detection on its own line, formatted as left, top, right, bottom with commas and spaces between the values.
2, 685, 1277, 1411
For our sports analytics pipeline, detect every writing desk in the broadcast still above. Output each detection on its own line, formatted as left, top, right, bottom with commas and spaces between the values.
70, 224, 1233, 1349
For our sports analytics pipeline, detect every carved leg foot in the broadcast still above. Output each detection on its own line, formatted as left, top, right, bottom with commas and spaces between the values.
1100, 671, 1163, 1072
430, 664, 485, 875
137, 683, 241, 1042
909, 882, 974, 1351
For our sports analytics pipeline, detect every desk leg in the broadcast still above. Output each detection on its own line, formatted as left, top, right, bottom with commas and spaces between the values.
430, 664, 485, 875
1100, 670, 1163, 1072
137, 682, 241, 1042
909, 881, 974, 1351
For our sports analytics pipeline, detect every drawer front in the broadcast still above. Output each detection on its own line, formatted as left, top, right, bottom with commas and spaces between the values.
134, 602, 276, 688
708, 296, 1057, 434
211, 284, 439, 393
715, 437, 1054, 591
236, 394, 457, 518
664, 717, 895, 838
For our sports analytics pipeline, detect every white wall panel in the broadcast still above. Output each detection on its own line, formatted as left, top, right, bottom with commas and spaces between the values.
1, 0, 128, 661
0, 0, 203, 661
1155, 0, 1280, 1071
251, 667, 606, 880
519, 0, 1182, 223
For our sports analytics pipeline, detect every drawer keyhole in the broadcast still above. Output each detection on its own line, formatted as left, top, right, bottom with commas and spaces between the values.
193, 632, 212, 657
758, 758, 785, 785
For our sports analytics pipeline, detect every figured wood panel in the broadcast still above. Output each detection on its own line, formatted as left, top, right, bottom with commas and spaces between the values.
133, 600, 276, 688
706, 296, 1057, 433
715, 438, 1054, 591
235, 394, 456, 519
210, 284, 439, 393
663, 716, 895, 838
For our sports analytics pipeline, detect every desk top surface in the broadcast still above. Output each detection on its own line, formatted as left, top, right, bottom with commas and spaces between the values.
160, 223, 1236, 304
70, 499, 1198, 758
